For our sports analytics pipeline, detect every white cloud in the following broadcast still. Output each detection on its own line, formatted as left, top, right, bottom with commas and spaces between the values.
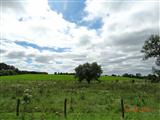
0, 0, 159, 75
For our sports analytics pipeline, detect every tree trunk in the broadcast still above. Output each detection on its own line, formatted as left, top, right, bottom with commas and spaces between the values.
87, 79, 90, 84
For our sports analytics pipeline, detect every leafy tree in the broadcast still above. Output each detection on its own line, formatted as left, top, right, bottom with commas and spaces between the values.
141, 34, 160, 82
75, 62, 102, 84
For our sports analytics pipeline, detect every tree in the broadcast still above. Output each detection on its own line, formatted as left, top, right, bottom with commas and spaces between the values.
136, 73, 142, 79
75, 62, 102, 84
141, 34, 160, 82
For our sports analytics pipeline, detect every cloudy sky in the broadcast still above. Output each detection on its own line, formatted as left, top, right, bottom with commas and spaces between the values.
0, 0, 159, 75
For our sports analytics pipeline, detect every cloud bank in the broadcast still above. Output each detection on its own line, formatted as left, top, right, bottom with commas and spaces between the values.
0, 0, 159, 75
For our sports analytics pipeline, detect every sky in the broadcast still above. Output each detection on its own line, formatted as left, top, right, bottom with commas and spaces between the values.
0, 0, 159, 75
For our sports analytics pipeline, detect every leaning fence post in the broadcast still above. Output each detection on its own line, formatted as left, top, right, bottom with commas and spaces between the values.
64, 98, 67, 118
121, 98, 125, 119
16, 98, 20, 116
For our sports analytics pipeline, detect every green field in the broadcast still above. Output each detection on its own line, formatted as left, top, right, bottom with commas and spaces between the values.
0, 74, 160, 120
0, 74, 138, 81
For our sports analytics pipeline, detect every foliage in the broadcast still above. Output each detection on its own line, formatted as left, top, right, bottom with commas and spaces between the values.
22, 89, 32, 104
122, 73, 143, 79
0, 63, 18, 71
141, 35, 160, 59
75, 62, 102, 84
0, 63, 48, 76
141, 34, 160, 82
0, 70, 18, 76
54, 72, 75, 75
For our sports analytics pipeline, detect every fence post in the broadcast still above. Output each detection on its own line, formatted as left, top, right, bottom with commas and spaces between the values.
64, 98, 67, 118
16, 98, 20, 116
121, 98, 125, 119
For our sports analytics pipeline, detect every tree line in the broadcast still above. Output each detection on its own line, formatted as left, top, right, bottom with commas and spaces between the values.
107, 73, 157, 81
54, 72, 75, 75
0, 63, 48, 76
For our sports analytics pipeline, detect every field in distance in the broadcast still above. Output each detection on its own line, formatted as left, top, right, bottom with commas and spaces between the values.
0, 74, 139, 81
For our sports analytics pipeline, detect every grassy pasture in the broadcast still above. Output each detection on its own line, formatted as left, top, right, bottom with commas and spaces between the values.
0, 74, 138, 81
0, 74, 159, 120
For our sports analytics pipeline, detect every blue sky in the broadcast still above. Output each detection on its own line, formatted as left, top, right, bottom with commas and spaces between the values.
49, 0, 86, 22
0, 0, 159, 74
15, 41, 71, 52
48, 0, 103, 29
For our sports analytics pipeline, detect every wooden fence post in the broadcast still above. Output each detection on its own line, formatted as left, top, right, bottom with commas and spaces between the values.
16, 98, 20, 116
121, 98, 125, 119
64, 98, 67, 118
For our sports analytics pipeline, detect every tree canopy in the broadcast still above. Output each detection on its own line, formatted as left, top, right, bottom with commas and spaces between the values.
141, 34, 160, 81
75, 62, 102, 84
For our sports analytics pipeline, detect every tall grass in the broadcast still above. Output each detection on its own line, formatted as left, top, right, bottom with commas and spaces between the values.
0, 75, 159, 120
